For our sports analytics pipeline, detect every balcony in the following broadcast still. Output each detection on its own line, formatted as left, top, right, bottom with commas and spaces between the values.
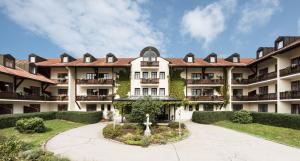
51, 78, 68, 84
141, 61, 159, 67
186, 79, 224, 85
280, 91, 300, 99
0, 92, 68, 101
280, 64, 300, 77
76, 95, 113, 101
248, 72, 277, 84
140, 78, 159, 84
187, 96, 223, 101
231, 78, 249, 85
232, 93, 277, 101
76, 79, 114, 85
47, 95, 68, 101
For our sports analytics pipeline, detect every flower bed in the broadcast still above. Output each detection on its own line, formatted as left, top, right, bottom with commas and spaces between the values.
102, 122, 189, 147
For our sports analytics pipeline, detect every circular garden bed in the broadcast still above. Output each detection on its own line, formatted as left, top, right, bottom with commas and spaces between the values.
102, 122, 189, 147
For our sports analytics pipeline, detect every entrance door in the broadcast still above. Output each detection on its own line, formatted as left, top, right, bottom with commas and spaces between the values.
157, 105, 169, 121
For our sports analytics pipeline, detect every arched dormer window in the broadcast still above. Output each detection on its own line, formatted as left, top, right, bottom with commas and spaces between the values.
60, 53, 75, 63
83, 53, 96, 63
140, 46, 160, 62
106, 53, 117, 63
183, 53, 195, 63
204, 53, 217, 63
225, 53, 240, 63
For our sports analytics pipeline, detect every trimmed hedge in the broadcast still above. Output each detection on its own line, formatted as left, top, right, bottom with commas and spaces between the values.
192, 111, 234, 124
251, 112, 300, 130
56, 111, 103, 124
0, 111, 103, 129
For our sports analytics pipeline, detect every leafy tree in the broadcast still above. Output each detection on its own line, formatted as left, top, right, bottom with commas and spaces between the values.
127, 97, 162, 124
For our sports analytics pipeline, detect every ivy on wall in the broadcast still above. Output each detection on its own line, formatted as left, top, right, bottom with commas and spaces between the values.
169, 69, 185, 100
116, 69, 130, 98
215, 68, 229, 108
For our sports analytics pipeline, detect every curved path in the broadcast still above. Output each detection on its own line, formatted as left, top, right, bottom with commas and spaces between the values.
46, 122, 300, 161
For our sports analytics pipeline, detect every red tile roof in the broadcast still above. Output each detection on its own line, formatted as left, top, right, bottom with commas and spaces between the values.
166, 58, 254, 67
0, 65, 55, 84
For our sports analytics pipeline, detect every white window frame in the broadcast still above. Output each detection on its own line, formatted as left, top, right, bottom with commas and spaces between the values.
210, 57, 216, 63
134, 72, 140, 79
277, 41, 283, 49
187, 56, 193, 63
63, 56, 69, 63
135, 88, 140, 96
107, 57, 113, 63
30, 56, 36, 63
159, 88, 165, 96
233, 57, 238, 63
85, 57, 91, 63
258, 51, 263, 58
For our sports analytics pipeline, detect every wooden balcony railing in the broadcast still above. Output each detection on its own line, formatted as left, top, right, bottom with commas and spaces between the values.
141, 61, 159, 67
280, 64, 300, 77
187, 96, 223, 101
0, 92, 68, 101
247, 71, 277, 84
140, 78, 159, 84
51, 79, 68, 84
76, 95, 113, 101
76, 79, 113, 84
231, 78, 249, 84
232, 93, 277, 101
186, 79, 224, 84
280, 91, 300, 99
48, 95, 68, 101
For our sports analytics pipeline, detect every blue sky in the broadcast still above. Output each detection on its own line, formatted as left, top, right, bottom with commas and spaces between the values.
0, 0, 299, 59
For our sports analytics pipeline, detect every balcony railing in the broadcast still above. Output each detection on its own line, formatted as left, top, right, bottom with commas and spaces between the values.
232, 72, 277, 85
231, 78, 249, 84
76, 95, 113, 101
186, 79, 224, 84
51, 78, 68, 84
280, 91, 300, 99
140, 78, 159, 84
187, 96, 223, 101
76, 79, 113, 84
232, 93, 277, 101
280, 64, 300, 77
0, 92, 68, 101
141, 61, 159, 67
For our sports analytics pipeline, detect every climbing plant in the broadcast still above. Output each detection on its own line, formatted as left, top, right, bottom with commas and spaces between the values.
169, 69, 185, 100
116, 69, 130, 98
215, 68, 229, 109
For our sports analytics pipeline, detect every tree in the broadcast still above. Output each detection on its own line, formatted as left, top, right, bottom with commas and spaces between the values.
127, 97, 162, 124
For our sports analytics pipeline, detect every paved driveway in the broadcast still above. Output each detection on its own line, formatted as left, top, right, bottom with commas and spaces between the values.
46, 122, 300, 161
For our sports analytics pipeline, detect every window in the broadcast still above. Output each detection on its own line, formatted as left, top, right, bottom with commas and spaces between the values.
0, 104, 13, 115
143, 88, 148, 96
107, 104, 111, 111
99, 89, 108, 95
143, 72, 148, 79
259, 86, 268, 95
58, 104, 68, 111
24, 104, 40, 113
203, 104, 213, 111
159, 72, 165, 79
151, 72, 157, 78
291, 80, 300, 91
101, 104, 105, 111
291, 104, 300, 114
258, 51, 263, 58
134, 72, 140, 79
192, 89, 201, 96
291, 56, 300, 66
87, 89, 98, 95
204, 73, 214, 79
86, 73, 96, 80
233, 57, 238, 63
187, 56, 193, 63
233, 89, 243, 96
258, 104, 268, 112
30, 56, 36, 63
58, 89, 68, 95
159, 88, 165, 96
191, 73, 201, 79
232, 104, 243, 111
85, 56, 91, 63
203, 89, 214, 96
0, 81, 13, 92
143, 50, 157, 62
29, 66, 36, 74
86, 104, 97, 111
195, 105, 199, 111
259, 68, 268, 75
4, 57, 14, 68
107, 57, 113, 63
232, 73, 242, 80
99, 73, 110, 79
31, 86, 40, 96
135, 88, 140, 96
277, 41, 283, 49
189, 105, 193, 111
210, 57, 216, 63
151, 88, 157, 96
63, 56, 69, 63
275, 104, 277, 113
57, 73, 68, 79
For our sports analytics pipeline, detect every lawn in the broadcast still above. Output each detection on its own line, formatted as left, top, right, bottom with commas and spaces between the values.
0, 119, 85, 148
215, 120, 300, 148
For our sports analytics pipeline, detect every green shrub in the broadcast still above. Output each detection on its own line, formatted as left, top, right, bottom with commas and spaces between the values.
232, 110, 253, 124
192, 111, 234, 124
168, 122, 185, 129
102, 124, 122, 139
0, 135, 28, 161
0, 112, 56, 129
19, 149, 70, 161
251, 112, 300, 130
56, 111, 103, 124
16, 117, 46, 133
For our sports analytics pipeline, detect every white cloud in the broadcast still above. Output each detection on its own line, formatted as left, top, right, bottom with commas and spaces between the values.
237, 0, 280, 33
0, 0, 163, 57
181, 0, 237, 47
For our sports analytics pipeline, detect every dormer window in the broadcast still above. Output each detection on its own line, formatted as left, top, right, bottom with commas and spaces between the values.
233, 57, 238, 63
107, 56, 113, 63
277, 41, 283, 49
29, 66, 36, 74
258, 51, 263, 58
85, 56, 91, 63
63, 56, 69, 63
210, 57, 216, 63
187, 56, 193, 63
30, 56, 36, 63
143, 50, 157, 62
4, 57, 14, 68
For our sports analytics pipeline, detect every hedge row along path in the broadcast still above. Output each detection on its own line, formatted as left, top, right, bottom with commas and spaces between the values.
46, 122, 299, 161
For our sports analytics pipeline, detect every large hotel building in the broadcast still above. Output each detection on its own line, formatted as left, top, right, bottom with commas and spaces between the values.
0, 36, 300, 120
